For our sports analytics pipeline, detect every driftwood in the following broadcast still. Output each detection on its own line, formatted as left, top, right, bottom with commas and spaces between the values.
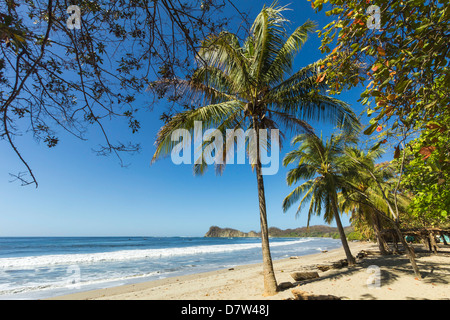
290, 271, 319, 281
316, 265, 331, 272
291, 288, 341, 300
356, 250, 369, 259
332, 259, 348, 269
316, 251, 372, 272
277, 282, 294, 290
315, 259, 349, 272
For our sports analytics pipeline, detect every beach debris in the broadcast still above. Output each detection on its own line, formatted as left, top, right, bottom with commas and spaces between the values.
356, 250, 372, 260
316, 265, 332, 272
291, 288, 341, 300
315, 259, 350, 272
332, 259, 348, 269
290, 271, 320, 281
277, 282, 295, 290
290, 256, 300, 259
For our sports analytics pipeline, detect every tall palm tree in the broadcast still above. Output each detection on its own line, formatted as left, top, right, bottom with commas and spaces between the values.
341, 147, 422, 278
282, 133, 356, 265
151, 3, 359, 295
338, 147, 394, 255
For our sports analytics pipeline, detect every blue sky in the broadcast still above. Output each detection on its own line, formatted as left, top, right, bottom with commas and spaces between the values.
0, 1, 384, 237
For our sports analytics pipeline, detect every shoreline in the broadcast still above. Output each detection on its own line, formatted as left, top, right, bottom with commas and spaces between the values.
47, 241, 450, 300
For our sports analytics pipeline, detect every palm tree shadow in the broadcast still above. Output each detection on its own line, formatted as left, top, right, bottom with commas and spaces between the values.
289, 245, 450, 289
360, 293, 377, 300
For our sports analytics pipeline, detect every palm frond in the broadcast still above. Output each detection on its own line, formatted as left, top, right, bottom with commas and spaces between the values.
285, 163, 317, 186
152, 100, 244, 163
251, 3, 290, 83
264, 20, 317, 85
282, 179, 315, 214
199, 31, 253, 95
267, 109, 314, 136
268, 60, 326, 97
271, 92, 360, 133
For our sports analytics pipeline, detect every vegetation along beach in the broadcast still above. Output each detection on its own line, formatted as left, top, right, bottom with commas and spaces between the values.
0, 0, 448, 305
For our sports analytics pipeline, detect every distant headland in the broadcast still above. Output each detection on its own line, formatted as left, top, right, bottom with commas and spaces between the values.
204, 225, 354, 238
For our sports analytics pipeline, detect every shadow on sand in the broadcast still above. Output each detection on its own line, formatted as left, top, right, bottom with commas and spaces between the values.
278, 243, 450, 300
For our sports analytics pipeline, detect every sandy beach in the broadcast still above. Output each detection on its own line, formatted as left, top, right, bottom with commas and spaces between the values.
48, 241, 450, 300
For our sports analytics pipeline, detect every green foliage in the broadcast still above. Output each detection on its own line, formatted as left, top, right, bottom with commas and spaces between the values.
282, 132, 357, 224
311, 0, 449, 227
282, 131, 367, 253
312, 0, 449, 151
400, 112, 450, 222
330, 232, 341, 240
346, 231, 365, 241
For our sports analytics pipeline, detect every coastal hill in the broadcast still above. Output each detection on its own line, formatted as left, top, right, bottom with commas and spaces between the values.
205, 225, 354, 238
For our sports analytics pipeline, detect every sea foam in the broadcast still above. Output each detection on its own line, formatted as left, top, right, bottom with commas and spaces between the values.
0, 238, 312, 269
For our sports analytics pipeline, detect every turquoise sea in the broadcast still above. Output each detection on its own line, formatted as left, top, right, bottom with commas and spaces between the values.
0, 236, 342, 299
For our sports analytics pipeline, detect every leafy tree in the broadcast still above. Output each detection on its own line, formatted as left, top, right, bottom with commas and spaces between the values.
399, 112, 450, 222
338, 146, 417, 255
151, 4, 359, 295
311, 0, 449, 262
343, 145, 422, 278
0, 0, 238, 186
311, 0, 449, 143
338, 147, 393, 254
282, 132, 357, 265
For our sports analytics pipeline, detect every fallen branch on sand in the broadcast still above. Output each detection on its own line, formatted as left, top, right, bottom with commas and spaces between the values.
290, 288, 341, 300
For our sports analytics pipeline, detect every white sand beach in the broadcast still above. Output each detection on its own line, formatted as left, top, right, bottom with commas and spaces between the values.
48, 241, 450, 300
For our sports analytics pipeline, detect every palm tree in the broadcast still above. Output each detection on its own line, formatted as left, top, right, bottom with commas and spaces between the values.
282, 132, 356, 265
151, 3, 359, 295
338, 147, 394, 255
341, 147, 422, 278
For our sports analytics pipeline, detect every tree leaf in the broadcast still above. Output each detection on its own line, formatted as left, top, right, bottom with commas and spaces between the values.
419, 146, 436, 160
394, 145, 400, 159
363, 123, 377, 135
387, 93, 397, 101
316, 72, 326, 83
371, 140, 382, 151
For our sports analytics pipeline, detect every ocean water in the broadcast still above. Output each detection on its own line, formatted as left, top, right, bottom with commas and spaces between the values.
0, 236, 341, 300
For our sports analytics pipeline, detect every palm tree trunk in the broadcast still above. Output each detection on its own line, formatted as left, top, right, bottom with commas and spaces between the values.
253, 118, 278, 296
371, 210, 391, 255
332, 194, 356, 266
393, 222, 422, 278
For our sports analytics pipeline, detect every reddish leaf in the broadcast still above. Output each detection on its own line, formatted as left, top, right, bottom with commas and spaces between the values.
419, 146, 436, 160
377, 47, 385, 56
316, 72, 326, 83
426, 123, 440, 130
